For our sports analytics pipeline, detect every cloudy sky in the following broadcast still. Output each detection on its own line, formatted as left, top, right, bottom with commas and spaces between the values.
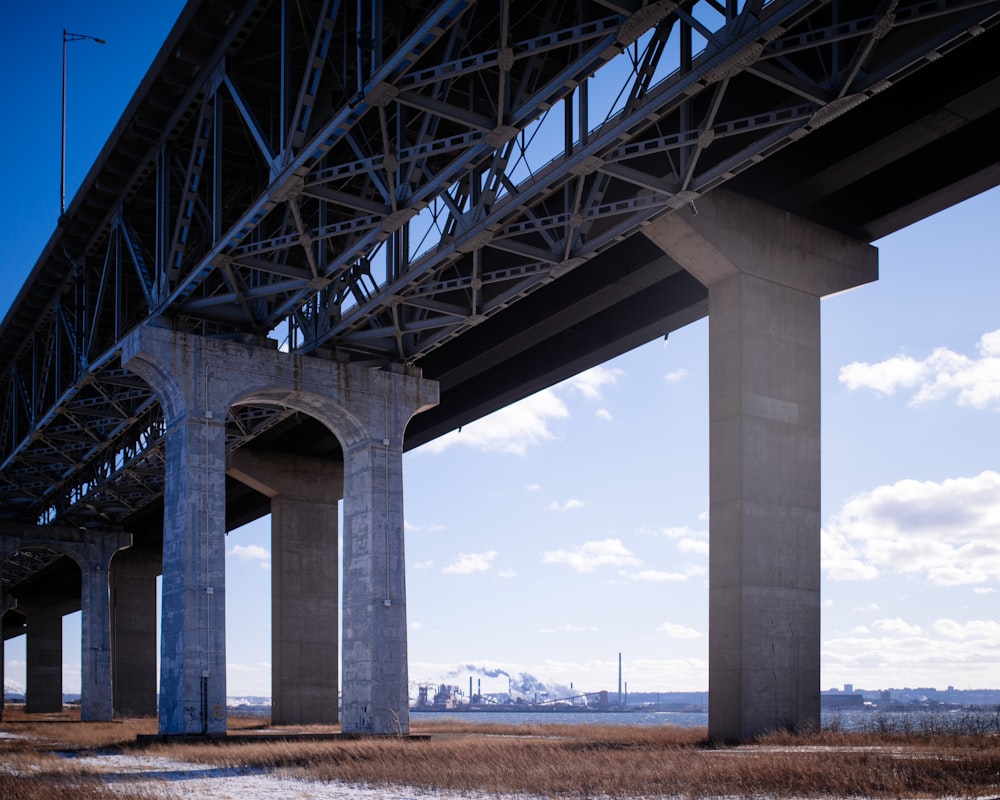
2, 3, 998, 699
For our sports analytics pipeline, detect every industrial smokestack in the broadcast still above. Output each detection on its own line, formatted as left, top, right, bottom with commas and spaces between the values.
618, 653, 622, 706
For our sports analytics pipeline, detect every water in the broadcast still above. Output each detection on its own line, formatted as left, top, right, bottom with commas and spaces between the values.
412, 707, 1000, 734
823, 707, 1000, 734
412, 709, 707, 727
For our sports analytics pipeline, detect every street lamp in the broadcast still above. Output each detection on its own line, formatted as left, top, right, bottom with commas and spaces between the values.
61, 29, 106, 216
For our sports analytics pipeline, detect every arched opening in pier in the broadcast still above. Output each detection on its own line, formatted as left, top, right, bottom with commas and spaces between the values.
1, 605, 28, 715
0, 546, 82, 715
224, 401, 346, 724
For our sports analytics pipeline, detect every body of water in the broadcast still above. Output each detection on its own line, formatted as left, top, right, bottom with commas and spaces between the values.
413, 709, 707, 727
412, 707, 1000, 734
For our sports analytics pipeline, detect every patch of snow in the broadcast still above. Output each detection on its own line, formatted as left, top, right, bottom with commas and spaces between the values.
70, 753, 547, 800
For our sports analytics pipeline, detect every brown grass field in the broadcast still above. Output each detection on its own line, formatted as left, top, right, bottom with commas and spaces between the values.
1, 706, 998, 799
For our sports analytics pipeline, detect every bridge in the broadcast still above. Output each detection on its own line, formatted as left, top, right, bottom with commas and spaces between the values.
1, 0, 998, 739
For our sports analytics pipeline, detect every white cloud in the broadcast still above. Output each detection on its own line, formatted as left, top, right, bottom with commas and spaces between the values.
822, 527, 881, 582
631, 569, 689, 582
422, 389, 569, 455
595, 408, 613, 422
629, 562, 703, 582
658, 622, 702, 639
823, 616, 1000, 689
973, 587, 996, 595
653, 525, 701, 539
647, 526, 709, 556
980, 329, 1000, 356
443, 550, 498, 575
822, 471, 1000, 586
677, 537, 709, 556
542, 538, 641, 572
932, 618, 1000, 640
229, 544, 270, 570
839, 330, 1000, 409
419, 366, 621, 456
664, 368, 688, 383
838, 354, 929, 396
565, 366, 622, 399
872, 618, 923, 636
413, 560, 435, 570
549, 498, 584, 512
526, 483, 541, 492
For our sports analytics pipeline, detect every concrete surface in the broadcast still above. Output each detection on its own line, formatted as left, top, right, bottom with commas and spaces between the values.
645, 190, 877, 740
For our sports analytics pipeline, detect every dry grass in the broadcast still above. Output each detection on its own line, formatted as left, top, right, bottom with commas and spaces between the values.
0, 706, 156, 748
0, 706, 163, 799
147, 717, 1000, 798
1, 708, 998, 799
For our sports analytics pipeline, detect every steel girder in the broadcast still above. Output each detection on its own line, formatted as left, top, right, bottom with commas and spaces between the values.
1, 0, 999, 533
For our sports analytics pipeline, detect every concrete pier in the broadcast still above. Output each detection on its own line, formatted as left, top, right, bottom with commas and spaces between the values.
22, 597, 64, 713
2, 526, 129, 720
227, 450, 342, 725
124, 362, 229, 735
123, 325, 438, 735
0, 596, 19, 720
80, 559, 114, 720
645, 190, 877, 740
340, 425, 410, 734
111, 546, 160, 717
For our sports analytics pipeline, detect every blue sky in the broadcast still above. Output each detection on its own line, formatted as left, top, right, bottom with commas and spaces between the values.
2, 3, 998, 700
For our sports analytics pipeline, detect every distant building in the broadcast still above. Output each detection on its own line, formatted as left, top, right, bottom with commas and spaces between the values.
821, 693, 864, 709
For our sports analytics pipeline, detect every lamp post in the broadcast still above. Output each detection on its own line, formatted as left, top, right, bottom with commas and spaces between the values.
61, 29, 106, 216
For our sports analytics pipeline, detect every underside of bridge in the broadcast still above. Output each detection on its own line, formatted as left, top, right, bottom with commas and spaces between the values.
1, 0, 999, 739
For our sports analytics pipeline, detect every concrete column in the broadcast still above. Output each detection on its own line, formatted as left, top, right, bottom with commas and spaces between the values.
80, 564, 113, 721
123, 339, 228, 736
111, 547, 160, 717
159, 413, 227, 735
23, 599, 63, 713
341, 436, 409, 734
645, 190, 877, 740
227, 450, 342, 725
0, 595, 9, 721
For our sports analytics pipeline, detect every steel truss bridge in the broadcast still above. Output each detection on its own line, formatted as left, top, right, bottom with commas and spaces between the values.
2, 0, 999, 591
